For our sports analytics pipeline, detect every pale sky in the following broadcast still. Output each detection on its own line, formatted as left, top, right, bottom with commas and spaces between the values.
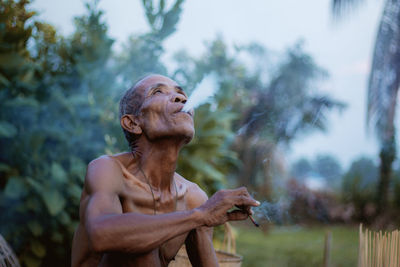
32, 0, 400, 169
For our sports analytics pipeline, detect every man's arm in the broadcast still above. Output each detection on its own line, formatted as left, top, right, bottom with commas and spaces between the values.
185, 184, 218, 267
84, 156, 259, 255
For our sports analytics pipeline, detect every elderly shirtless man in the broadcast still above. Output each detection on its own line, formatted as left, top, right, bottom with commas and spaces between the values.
71, 74, 259, 267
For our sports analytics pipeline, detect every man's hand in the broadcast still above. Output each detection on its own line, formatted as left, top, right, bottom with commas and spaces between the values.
196, 187, 260, 227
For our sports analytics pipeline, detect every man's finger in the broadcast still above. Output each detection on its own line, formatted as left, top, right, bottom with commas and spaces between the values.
229, 187, 250, 196
233, 195, 260, 207
235, 205, 253, 215
227, 210, 248, 221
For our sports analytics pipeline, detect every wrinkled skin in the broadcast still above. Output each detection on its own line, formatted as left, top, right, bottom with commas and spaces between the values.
71, 75, 259, 267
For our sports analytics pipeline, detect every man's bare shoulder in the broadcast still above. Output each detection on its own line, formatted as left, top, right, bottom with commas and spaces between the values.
84, 155, 124, 194
175, 173, 208, 209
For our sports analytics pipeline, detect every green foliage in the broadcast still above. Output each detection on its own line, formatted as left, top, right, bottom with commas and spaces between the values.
392, 166, 400, 208
314, 154, 342, 181
0, 0, 36, 93
0, 1, 116, 265
290, 154, 343, 192
142, 0, 184, 40
341, 157, 378, 220
177, 103, 238, 194
332, 0, 400, 215
290, 158, 313, 180
115, 0, 185, 88
173, 37, 346, 197
0, 1, 191, 265
0, 0, 346, 265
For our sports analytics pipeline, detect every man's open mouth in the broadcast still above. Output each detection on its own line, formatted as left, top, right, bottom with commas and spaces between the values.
176, 106, 194, 117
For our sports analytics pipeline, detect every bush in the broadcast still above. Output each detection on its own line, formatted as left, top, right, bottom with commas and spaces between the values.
286, 179, 340, 224
341, 157, 378, 221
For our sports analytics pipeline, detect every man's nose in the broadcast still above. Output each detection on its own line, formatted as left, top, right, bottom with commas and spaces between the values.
172, 93, 187, 104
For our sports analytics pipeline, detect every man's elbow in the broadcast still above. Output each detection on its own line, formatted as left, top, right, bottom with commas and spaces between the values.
87, 221, 109, 253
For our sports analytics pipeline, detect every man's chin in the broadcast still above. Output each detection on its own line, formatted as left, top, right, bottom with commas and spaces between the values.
177, 126, 194, 144
182, 130, 194, 144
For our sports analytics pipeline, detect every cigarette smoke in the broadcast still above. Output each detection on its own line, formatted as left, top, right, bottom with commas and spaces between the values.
182, 74, 218, 112
252, 198, 291, 224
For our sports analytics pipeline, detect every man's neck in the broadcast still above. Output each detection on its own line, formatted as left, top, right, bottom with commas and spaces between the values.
135, 137, 183, 192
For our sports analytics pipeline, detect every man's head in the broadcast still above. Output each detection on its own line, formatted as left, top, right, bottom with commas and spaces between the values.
119, 74, 194, 151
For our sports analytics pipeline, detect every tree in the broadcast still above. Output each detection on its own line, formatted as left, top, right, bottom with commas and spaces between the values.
342, 157, 378, 220
234, 44, 346, 197
314, 154, 342, 190
0, 1, 118, 266
172, 38, 346, 198
115, 0, 184, 88
172, 38, 242, 194
0, 0, 37, 97
393, 165, 400, 209
332, 0, 400, 213
290, 158, 313, 181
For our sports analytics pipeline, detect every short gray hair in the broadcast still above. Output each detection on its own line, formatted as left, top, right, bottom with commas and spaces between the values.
119, 76, 149, 151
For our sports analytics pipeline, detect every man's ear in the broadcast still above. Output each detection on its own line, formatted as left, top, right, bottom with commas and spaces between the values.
121, 114, 142, 135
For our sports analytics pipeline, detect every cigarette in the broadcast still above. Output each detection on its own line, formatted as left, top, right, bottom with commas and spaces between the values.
249, 214, 259, 227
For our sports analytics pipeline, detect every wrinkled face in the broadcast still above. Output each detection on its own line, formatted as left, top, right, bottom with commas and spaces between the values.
136, 75, 194, 143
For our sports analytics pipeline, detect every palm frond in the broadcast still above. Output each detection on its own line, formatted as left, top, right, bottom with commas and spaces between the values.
332, 0, 366, 18
367, 0, 400, 142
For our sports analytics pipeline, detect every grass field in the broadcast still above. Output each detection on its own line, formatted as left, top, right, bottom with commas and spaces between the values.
233, 224, 359, 267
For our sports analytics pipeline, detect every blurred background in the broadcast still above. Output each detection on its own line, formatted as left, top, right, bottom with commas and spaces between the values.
0, 0, 399, 266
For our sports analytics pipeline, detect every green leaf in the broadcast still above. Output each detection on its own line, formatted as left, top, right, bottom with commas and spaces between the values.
0, 121, 17, 138
0, 73, 10, 86
58, 211, 71, 226
188, 158, 225, 182
31, 240, 46, 258
70, 157, 86, 180
25, 197, 42, 212
22, 255, 41, 267
51, 162, 67, 184
41, 190, 66, 216
0, 52, 27, 70
0, 163, 11, 172
26, 177, 43, 193
4, 177, 27, 199
68, 184, 82, 200
28, 221, 43, 237
51, 232, 63, 243
29, 132, 45, 152
4, 97, 39, 108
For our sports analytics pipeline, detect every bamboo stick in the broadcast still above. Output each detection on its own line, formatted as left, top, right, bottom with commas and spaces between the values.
372, 232, 376, 267
385, 232, 389, 267
366, 227, 368, 267
368, 229, 371, 267
387, 232, 390, 267
383, 232, 385, 267
393, 231, 396, 267
378, 231, 382, 267
396, 230, 400, 266
397, 231, 399, 267
383, 233, 387, 267
396, 231, 399, 267
393, 231, 395, 267
390, 230, 394, 267
393, 230, 396, 267
358, 225, 400, 267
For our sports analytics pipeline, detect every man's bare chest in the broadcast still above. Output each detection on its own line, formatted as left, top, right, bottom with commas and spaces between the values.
118, 181, 189, 260
119, 178, 186, 214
